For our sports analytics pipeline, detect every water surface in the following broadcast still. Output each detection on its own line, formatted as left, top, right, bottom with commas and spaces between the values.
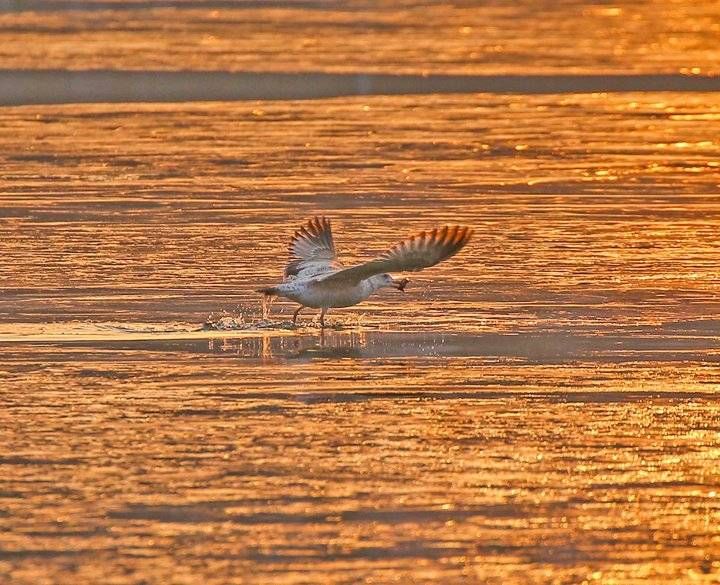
2, 92, 720, 583
1, 0, 719, 75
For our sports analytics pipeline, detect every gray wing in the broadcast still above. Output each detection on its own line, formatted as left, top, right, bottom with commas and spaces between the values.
319, 225, 473, 286
284, 216, 343, 280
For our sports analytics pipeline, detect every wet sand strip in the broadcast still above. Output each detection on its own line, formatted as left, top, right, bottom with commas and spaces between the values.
2, 70, 720, 106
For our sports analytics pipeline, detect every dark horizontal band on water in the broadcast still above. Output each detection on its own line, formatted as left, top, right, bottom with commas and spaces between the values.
1, 1, 307, 11
2, 70, 719, 105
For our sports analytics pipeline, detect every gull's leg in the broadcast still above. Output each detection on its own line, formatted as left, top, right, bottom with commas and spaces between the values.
320, 308, 328, 328
292, 305, 304, 325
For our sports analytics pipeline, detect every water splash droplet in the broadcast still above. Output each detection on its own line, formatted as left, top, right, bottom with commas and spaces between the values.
261, 294, 275, 321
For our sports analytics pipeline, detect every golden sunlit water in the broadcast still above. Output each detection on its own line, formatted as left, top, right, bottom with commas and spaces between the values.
2, 1, 720, 584
1, 0, 719, 75
2, 92, 720, 584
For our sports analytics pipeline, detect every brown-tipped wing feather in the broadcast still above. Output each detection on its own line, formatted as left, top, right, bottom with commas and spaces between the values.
284, 216, 343, 279
319, 225, 473, 285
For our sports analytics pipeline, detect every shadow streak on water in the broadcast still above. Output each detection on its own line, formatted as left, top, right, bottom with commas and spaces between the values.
11, 329, 718, 364
0, 0, 324, 10
107, 502, 522, 525
207, 330, 720, 363
2, 70, 720, 105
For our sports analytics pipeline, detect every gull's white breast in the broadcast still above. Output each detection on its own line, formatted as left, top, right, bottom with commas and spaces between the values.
278, 278, 374, 308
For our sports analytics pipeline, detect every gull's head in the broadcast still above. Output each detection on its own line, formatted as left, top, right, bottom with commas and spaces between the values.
373, 273, 409, 292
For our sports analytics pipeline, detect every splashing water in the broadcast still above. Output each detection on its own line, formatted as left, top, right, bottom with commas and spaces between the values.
261, 294, 275, 321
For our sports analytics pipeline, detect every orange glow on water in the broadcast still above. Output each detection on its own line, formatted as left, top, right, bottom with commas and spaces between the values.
0, 1, 718, 74
2, 1, 720, 583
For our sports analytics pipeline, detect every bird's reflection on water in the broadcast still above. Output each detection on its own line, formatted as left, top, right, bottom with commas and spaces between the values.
204, 327, 720, 363
208, 329, 369, 360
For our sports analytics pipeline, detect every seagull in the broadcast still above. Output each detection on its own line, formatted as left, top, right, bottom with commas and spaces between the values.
257, 216, 473, 327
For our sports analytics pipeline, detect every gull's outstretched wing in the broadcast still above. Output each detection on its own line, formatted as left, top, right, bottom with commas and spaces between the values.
319, 225, 473, 285
284, 216, 343, 280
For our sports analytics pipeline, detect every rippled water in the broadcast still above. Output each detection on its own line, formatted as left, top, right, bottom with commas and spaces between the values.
1, 0, 719, 75
2, 91, 720, 583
